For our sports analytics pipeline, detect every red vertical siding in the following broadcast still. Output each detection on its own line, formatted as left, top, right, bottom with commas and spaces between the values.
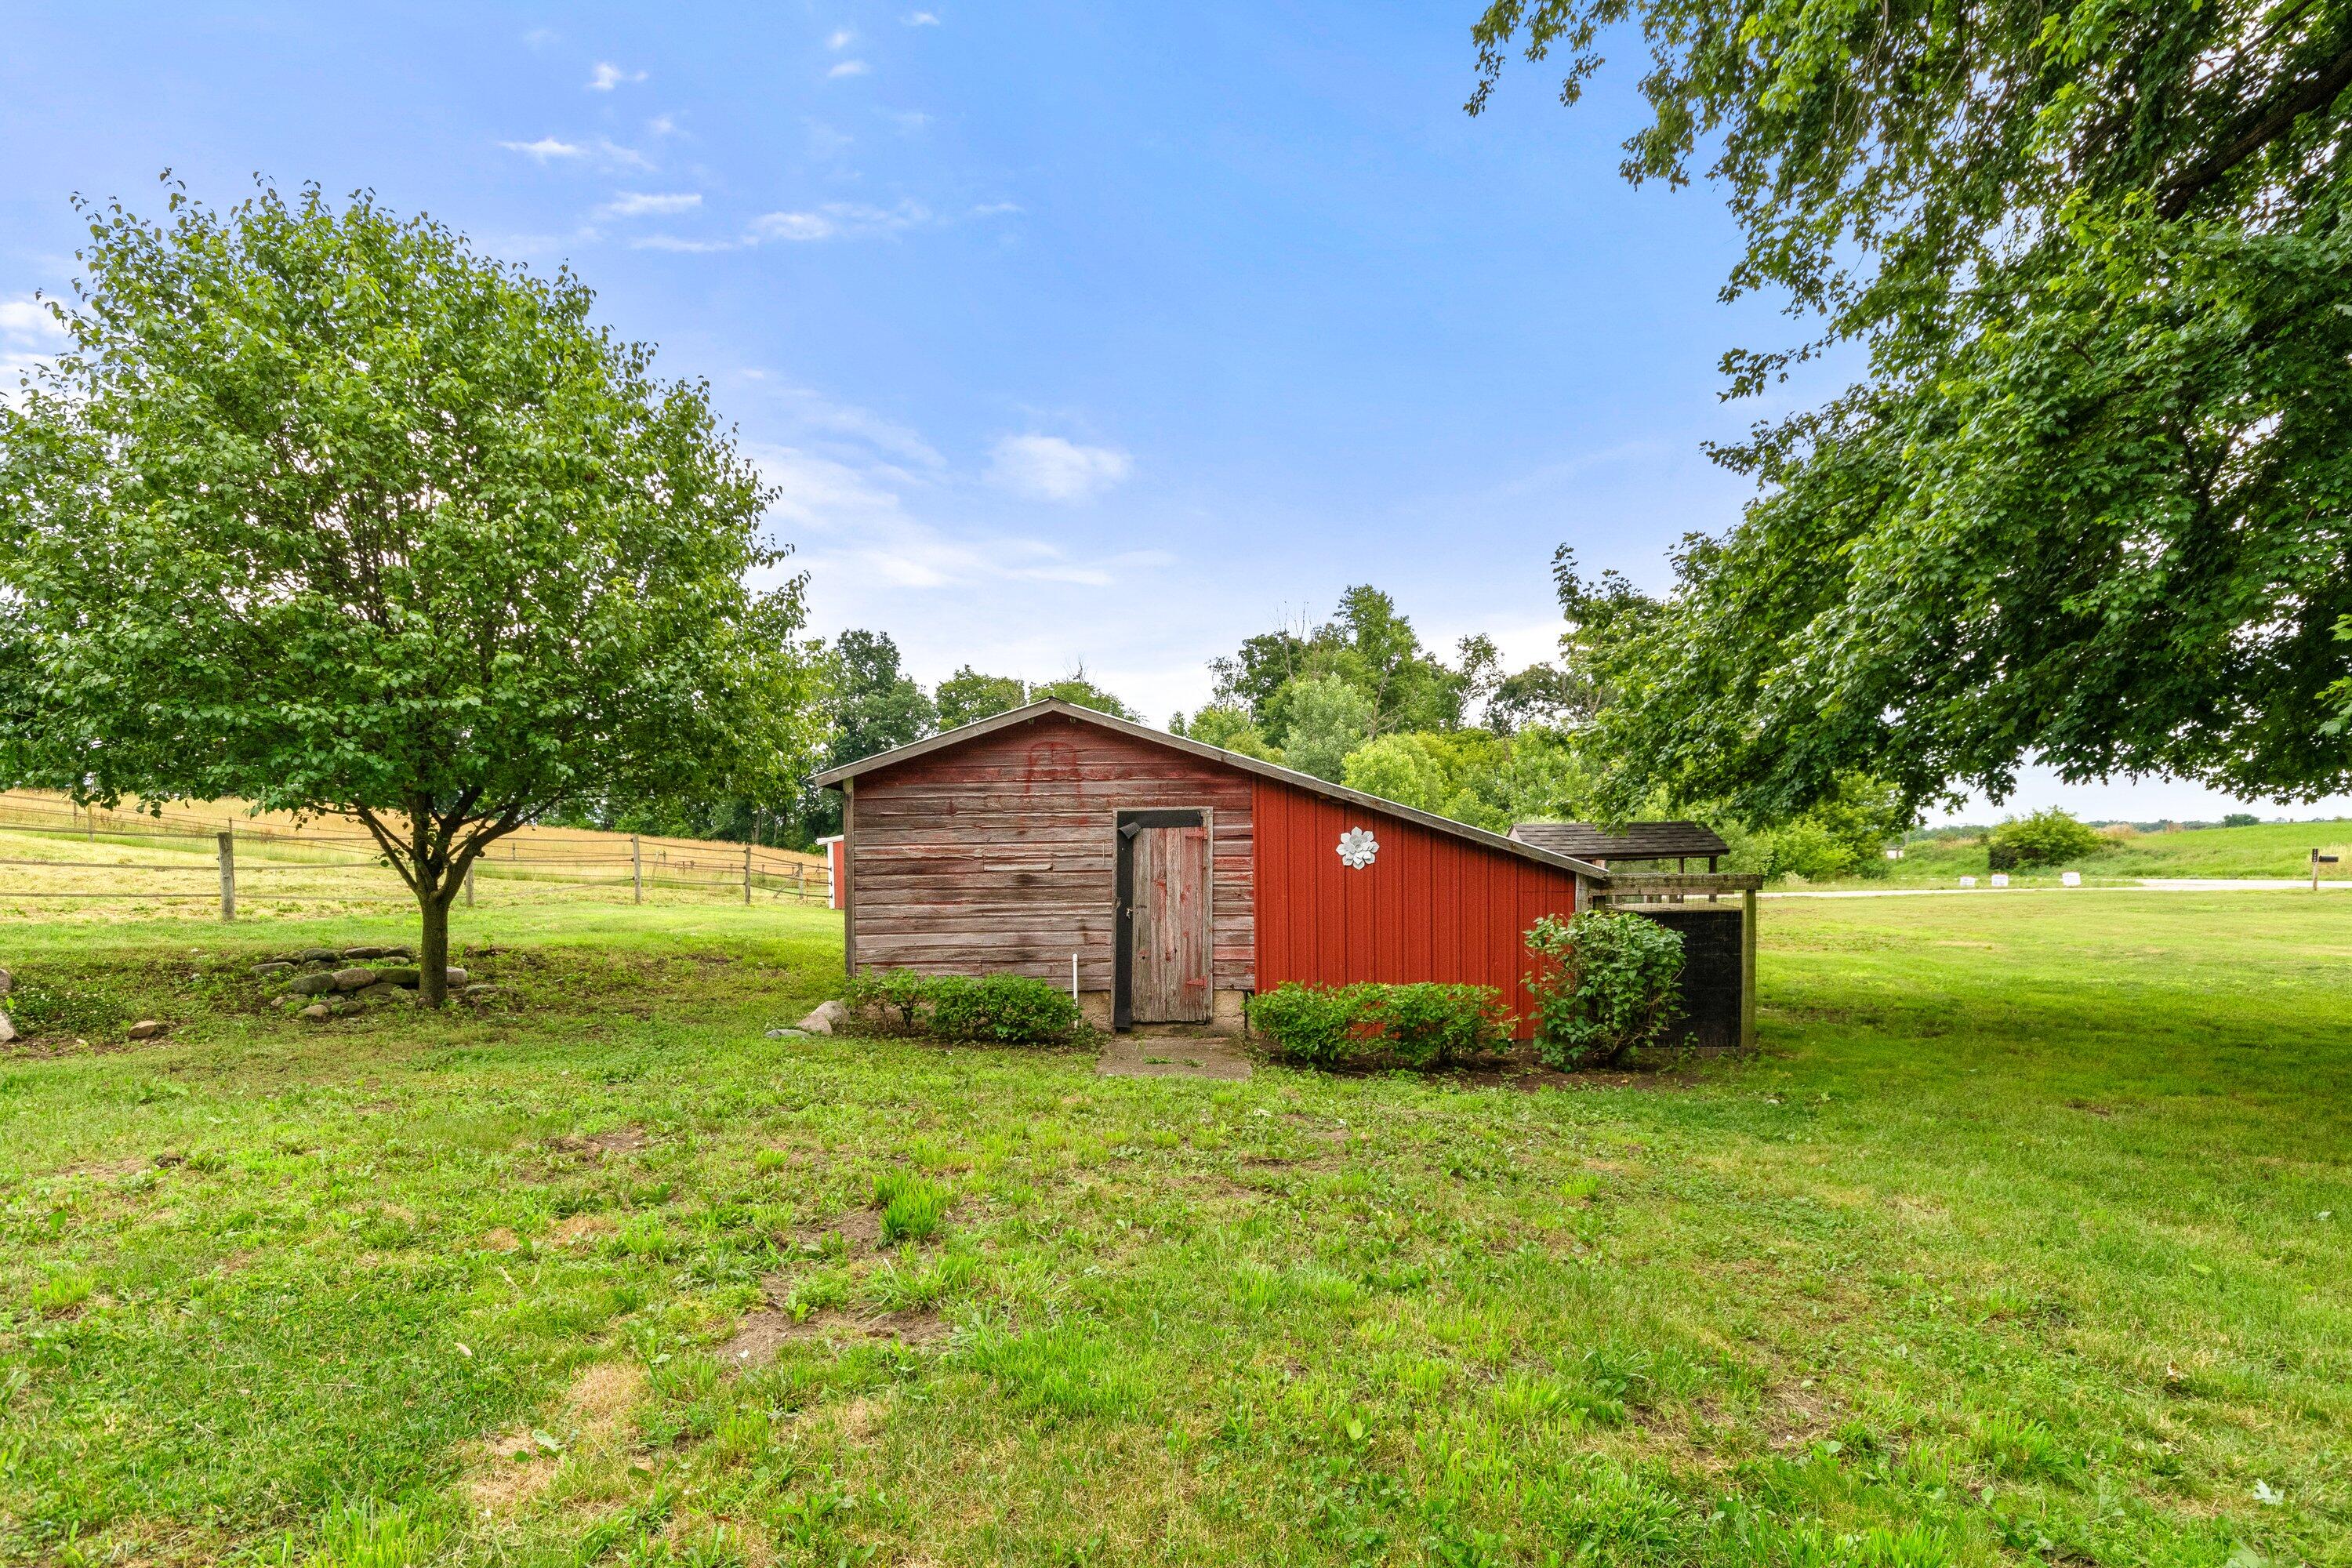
1251, 776, 1586, 1033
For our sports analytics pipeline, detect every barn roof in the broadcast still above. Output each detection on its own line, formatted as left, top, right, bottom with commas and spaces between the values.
815, 699, 1610, 880
1509, 820, 1730, 861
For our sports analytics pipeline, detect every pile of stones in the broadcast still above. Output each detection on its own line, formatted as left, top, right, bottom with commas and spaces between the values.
252, 944, 499, 1020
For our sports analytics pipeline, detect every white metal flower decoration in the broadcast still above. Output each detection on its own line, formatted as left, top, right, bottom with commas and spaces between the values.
1336, 826, 1379, 869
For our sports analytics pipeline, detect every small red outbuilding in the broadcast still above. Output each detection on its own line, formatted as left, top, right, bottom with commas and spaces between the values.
813, 700, 1607, 1033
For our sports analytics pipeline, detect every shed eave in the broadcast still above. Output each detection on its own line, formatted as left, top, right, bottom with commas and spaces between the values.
812, 699, 1611, 882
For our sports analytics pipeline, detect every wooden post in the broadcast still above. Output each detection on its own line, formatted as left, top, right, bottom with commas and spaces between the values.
217, 832, 235, 922
743, 841, 753, 905
1739, 886, 1758, 1052
841, 779, 856, 976
792, 861, 805, 902
631, 834, 643, 905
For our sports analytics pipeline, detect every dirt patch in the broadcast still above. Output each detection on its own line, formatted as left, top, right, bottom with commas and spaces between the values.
481, 1228, 521, 1251
548, 1214, 617, 1246
2066, 1100, 2118, 1118
799, 1207, 883, 1251
466, 1360, 644, 1517
549, 1127, 650, 1157
718, 1308, 949, 1370
57, 1156, 148, 1181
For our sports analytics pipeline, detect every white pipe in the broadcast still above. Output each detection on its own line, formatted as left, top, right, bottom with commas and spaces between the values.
1071, 952, 1080, 1000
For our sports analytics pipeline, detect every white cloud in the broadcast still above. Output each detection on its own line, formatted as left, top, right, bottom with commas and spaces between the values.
599, 191, 702, 218
827, 59, 871, 78
647, 114, 678, 136
968, 201, 1021, 218
987, 435, 1133, 503
906, 10, 942, 24
827, 28, 856, 49
891, 111, 931, 133
806, 121, 855, 159
630, 234, 742, 253
751, 200, 929, 241
499, 136, 586, 161
0, 295, 67, 408
587, 61, 645, 91
767, 387, 945, 468
594, 138, 657, 171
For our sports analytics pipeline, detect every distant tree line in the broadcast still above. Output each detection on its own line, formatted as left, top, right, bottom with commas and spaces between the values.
553, 638, 1138, 850
1172, 575, 1910, 881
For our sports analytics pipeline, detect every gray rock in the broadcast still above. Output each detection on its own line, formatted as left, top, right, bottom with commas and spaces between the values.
797, 999, 847, 1035
378, 966, 422, 989
342, 946, 389, 960
127, 1019, 165, 1040
444, 967, 470, 989
764, 1027, 809, 1039
463, 983, 501, 1000
296, 948, 340, 964
252, 962, 294, 979
0, 967, 10, 998
299, 1003, 331, 1021
288, 972, 337, 996
330, 967, 377, 992
0, 1011, 14, 1044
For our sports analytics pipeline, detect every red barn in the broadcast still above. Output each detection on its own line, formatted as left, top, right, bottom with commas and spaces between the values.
812, 700, 1606, 1033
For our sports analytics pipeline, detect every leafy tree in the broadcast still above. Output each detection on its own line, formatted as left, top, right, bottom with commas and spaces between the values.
829, 631, 936, 764
1209, 630, 1312, 732
930, 666, 1137, 731
797, 630, 935, 840
1987, 808, 2107, 870
1472, 0, 2352, 815
1341, 730, 1515, 829
1279, 675, 1377, 782
0, 181, 818, 1004
1029, 671, 1138, 721
934, 668, 1029, 730
1173, 703, 1283, 761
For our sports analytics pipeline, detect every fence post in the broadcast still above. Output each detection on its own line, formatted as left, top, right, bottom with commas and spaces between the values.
217, 831, 235, 923
743, 841, 753, 905
1739, 886, 1757, 1052
632, 834, 643, 905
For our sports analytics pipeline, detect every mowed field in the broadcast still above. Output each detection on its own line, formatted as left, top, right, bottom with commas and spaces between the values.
1, 894, 2346, 1566
1873, 819, 2352, 887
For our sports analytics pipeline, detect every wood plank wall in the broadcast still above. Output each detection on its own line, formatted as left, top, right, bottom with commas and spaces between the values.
847, 715, 1255, 990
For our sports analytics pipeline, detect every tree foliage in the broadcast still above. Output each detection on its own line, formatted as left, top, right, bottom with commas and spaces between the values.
1472, 0, 2352, 814
0, 180, 819, 1000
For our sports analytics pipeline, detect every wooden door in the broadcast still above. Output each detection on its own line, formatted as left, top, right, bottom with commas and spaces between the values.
1131, 822, 1211, 1022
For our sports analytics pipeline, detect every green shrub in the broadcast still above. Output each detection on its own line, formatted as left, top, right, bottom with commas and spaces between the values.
927, 974, 1080, 1044
1249, 981, 1510, 1069
1985, 808, 2105, 870
1523, 911, 1686, 1070
842, 970, 1080, 1044
844, 968, 929, 1029
1379, 983, 1512, 1069
1248, 982, 1377, 1066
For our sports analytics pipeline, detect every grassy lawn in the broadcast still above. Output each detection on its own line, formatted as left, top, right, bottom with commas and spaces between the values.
1864, 820, 2352, 887
2, 894, 2346, 1566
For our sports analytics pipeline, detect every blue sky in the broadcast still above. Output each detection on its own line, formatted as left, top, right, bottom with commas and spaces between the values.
5, 3, 2342, 824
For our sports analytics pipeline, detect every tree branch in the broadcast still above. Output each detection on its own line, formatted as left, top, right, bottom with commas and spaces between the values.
2158, 38, 2352, 218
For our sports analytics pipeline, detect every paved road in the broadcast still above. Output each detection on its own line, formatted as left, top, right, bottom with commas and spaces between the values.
1766, 879, 2350, 899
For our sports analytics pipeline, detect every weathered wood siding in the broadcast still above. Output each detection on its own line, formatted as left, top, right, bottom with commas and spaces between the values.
848, 715, 1255, 989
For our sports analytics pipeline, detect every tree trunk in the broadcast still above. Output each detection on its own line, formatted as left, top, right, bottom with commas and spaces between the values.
418, 887, 452, 1007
